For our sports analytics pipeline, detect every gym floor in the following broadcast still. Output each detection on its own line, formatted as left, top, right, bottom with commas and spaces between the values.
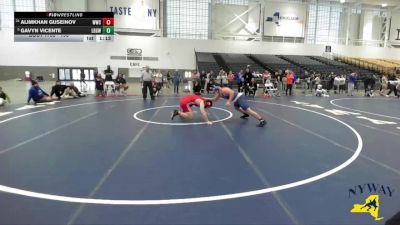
0, 81, 399, 225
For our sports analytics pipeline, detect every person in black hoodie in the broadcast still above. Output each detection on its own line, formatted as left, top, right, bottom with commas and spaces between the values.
193, 79, 202, 95
95, 74, 105, 97
243, 67, 253, 96
0, 86, 11, 106
200, 70, 206, 92
50, 80, 67, 100
115, 73, 129, 95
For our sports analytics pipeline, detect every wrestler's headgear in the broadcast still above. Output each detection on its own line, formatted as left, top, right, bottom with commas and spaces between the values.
204, 99, 213, 108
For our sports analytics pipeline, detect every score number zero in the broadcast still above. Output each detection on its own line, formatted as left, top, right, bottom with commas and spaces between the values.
102, 18, 114, 35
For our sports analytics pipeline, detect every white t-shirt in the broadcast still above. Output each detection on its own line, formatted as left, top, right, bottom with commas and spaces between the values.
339, 77, 346, 85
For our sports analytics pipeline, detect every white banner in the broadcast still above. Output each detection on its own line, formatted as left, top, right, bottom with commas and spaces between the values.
264, 2, 306, 37
107, 0, 159, 30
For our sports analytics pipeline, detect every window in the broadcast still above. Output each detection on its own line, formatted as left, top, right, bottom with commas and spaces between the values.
0, 0, 48, 28
351, 8, 361, 14
166, 0, 209, 40
306, 4, 317, 44
306, 3, 343, 44
15, 0, 34, 11
0, 0, 14, 28
35, 0, 46, 11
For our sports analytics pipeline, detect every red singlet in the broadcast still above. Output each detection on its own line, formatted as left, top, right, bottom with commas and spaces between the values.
179, 95, 205, 112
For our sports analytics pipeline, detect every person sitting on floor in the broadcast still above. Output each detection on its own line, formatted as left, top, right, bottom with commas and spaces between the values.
61, 85, 78, 99
193, 79, 202, 95
50, 80, 67, 100
115, 74, 129, 95
27, 80, 57, 105
0, 86, 11, 106
315, 84, 329, 97
69, 83, 86, 97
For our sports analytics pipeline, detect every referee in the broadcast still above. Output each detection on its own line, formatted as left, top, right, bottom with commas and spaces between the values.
141, 65, 154, 100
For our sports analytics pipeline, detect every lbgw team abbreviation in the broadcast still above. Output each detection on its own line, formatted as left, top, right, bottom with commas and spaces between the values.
91, 28, 102, 34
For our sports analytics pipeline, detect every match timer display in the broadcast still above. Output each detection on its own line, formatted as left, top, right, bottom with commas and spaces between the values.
14, 12, 115, 42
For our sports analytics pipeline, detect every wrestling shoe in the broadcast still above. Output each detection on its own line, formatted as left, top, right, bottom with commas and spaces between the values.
171, 110, 179, 120
257, 119, 267, 127
240, 113, 250, 119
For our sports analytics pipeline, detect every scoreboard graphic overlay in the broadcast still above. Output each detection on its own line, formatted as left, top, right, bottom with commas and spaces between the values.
14, 12, 114, 42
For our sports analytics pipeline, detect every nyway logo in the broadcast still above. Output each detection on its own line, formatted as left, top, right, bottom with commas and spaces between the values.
348, 183, 395, 222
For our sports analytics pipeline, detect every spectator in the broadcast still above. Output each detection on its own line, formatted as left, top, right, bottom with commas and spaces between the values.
172, 69, 181, 94
262, 70, 271, 93
338, 75, 346, 94
95, 74, 105, 97
249, 78, 258, 97
293, 72, 299, 89
386, 76, 399, 97
227, 70, 235, 89
348, 72, 357, 96
154, 70, 163, 92
328, 72, 335, 91
69, 83, 86, 97
104, 66, 115, 95
115, 74, 129, 95
80, 71, 87, 92
62, 85, 78, 99
193, 79, 202, 95
200, 70, 207, 91
0, 87, 11, 106
27, 80, 56, 104
278, 69, 284, 91
397, 80, 400, 98
50, 80, 67, 100
243, 67, 253, 96
205, 71, 215, 94
166, 71, 171, 89
370, 74, 377, 94
243, 67, 252, 86
310, 73, 316, 92
236, 70, 243, 92
275, 71, 282, 93
334, 75, 340, 94
301, 71, 309, 94
379, 74, 388, 96
315, 74, 322, 91
218, 68, 227, 86
262, 70, 271, 84
363, 74, 373, 96
286, 70, 295, 96
282, 71, 288, 93
306, 74, 311, 90
192, 70, 200, 81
